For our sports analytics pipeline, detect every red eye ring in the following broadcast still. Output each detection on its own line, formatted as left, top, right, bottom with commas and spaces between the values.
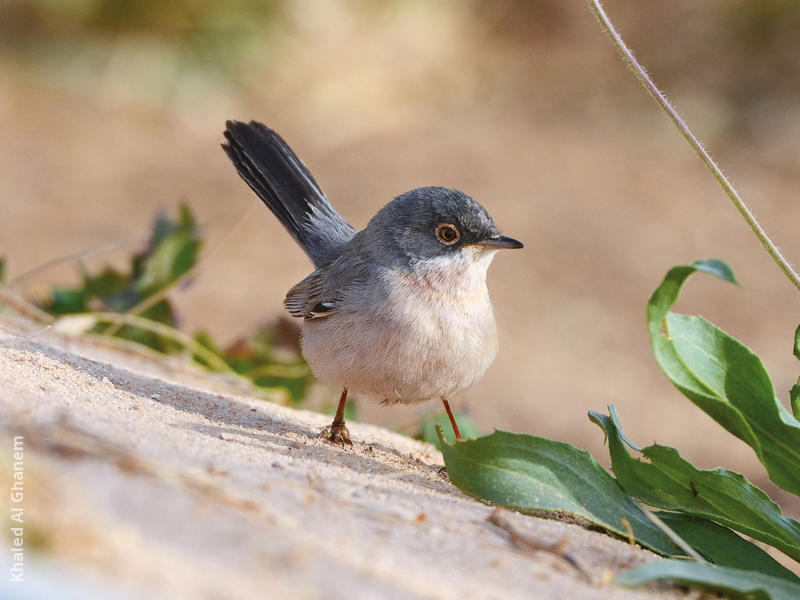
435, 223, 460, 245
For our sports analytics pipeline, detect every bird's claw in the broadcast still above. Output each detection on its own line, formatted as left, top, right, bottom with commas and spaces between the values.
319, 421, 353, 448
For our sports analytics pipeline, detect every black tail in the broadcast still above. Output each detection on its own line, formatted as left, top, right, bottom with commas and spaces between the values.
222, 120, 356, 268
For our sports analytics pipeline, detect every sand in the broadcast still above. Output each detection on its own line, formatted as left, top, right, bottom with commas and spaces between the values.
0, 318, 706, 599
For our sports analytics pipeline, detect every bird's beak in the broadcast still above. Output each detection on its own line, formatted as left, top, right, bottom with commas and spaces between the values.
478, 235, 524, 250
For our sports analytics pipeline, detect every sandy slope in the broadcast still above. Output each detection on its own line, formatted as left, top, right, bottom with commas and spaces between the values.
0, 320, 702, 600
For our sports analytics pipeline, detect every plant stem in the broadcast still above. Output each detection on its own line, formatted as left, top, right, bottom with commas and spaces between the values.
7, 235, 143, 287
0, 285, 55, 324
58, 311, 236, 375
586, 0, 800, 294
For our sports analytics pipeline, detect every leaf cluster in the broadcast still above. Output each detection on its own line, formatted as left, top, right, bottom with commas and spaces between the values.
439, 260, 800, 598
14, 204, 312, 404
44, 204, 199, 352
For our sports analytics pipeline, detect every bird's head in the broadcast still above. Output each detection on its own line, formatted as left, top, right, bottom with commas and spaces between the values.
365, 186, 523, 276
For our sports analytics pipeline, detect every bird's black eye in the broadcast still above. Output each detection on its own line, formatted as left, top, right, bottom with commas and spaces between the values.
435, 223, 460, 245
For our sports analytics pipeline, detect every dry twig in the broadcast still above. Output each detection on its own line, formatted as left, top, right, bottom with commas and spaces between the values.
487, 507, 592, 582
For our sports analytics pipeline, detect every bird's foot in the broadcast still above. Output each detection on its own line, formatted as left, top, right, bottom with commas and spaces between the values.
319, 421, 353, 448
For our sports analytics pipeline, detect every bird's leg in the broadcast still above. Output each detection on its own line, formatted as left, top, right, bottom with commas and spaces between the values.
320, 387, 353, 447
441, 397, 462, 441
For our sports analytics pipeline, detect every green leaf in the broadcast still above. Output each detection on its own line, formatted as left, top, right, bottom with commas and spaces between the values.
135, 231, 200, 295
82, 267, 135, 310
793, 325, 800, 420
0, 257, 5, 284
670, 313, 800, 493
648, 260, 800, 495
656, 513, 800, 583
419, 412, 480, 449
437, 426, 679, 556
793, 324, 800, 361
149, 205, 195, 248
591, 407, 800, 564
220, 323, 311, 403
191, 330, 227, 369
178, 202, 197, 231
48, 286, 87, 314
647, 262, 757, 447
139, 298, 177, 327
194, 330, 223, 355
691, 258, 738, 283
132, 204, 201, 296
617, 560, 800, 600
104, 301, 180, 353
646, 259, 736, 343
791, 382, 800, 421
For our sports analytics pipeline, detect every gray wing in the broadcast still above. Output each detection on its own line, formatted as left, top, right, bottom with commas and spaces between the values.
284, 269, 343, 320
284, 238, 388, 320
222, 120, 356, 268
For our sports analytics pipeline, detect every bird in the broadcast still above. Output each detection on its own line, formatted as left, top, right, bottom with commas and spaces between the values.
222, 120, 523, 446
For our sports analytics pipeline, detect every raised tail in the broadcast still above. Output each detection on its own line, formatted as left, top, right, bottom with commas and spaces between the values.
222, 120, 356, 268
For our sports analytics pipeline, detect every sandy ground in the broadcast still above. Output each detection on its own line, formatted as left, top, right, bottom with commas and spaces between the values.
0, 318, 711, 600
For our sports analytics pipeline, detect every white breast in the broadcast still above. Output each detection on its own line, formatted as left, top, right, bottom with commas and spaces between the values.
300, 247, 499, 404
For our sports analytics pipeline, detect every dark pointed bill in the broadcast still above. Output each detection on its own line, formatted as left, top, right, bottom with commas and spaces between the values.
479, 235, 524, 250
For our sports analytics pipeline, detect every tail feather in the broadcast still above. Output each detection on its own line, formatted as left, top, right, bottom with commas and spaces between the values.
222, 120, 356, 267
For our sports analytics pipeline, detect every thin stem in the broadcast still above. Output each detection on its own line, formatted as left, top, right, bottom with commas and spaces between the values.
8, 235, 144, 288
0, 285, 55, 324
55, 311, 236, 375
639, 505, 706, 563
586, 0, 800, 294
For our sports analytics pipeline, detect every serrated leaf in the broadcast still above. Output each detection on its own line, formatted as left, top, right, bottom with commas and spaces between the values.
591, 407, 800, 565
437, 426, 679, 556
617, 560, 800, 600
647, 261, 800, 495
656, 513, 799, 583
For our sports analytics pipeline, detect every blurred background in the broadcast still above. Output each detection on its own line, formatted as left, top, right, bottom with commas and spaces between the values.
2, 0, 799, 501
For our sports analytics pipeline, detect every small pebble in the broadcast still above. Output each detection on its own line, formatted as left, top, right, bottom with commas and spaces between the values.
150, 393, 161, 401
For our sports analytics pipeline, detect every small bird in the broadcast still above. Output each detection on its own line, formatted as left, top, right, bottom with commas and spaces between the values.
222, 120, 523, 446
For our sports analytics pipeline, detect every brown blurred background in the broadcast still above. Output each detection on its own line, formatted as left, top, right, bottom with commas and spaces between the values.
2, 0, 799, 499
